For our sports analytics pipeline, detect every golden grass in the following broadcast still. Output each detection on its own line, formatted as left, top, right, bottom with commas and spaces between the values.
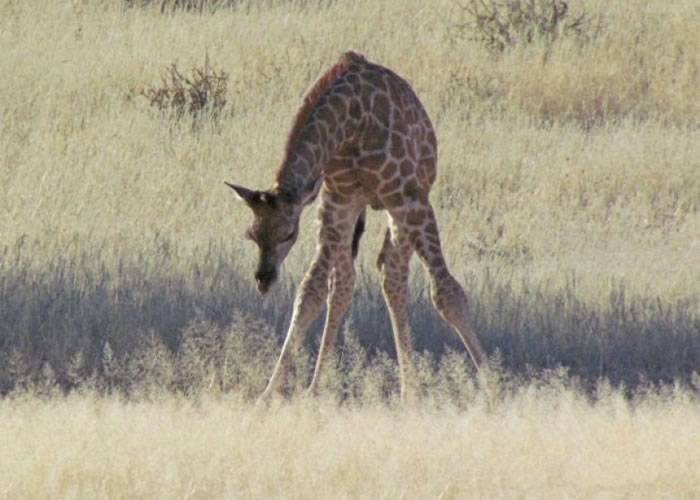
1, 388, 698, 498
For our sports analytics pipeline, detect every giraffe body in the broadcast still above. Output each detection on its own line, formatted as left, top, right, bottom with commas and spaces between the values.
227, 52, 485, 401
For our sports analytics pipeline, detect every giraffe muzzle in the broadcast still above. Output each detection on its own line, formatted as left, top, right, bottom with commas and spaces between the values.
255, 268, 277, 294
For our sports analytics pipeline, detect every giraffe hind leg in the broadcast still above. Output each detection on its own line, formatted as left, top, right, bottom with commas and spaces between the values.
410, 205, 486, 369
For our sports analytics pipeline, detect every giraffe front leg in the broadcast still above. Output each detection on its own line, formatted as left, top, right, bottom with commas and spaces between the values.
377, 226, 418, 403
307, 247, 355, 396
259, 254, 330, 401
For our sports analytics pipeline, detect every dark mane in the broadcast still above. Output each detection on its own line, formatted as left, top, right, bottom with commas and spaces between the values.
282, 51, 365, 164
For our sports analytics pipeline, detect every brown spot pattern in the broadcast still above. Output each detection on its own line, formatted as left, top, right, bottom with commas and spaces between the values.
358, 152, 386, 169
379, 177, 401, 194
391, 133, 405, 158
362, 119, 389, 151
372, 93, 391, 125
381, 162, 398, 180
384, 192, 404, 208
399, 159, 413, 177
362, 70, 387, 91
349, 98, 362, 120
403, 178, 419, 200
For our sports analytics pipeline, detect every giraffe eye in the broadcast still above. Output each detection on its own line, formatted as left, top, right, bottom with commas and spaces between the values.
281, 231, 295, 243
245, 228, 256, 242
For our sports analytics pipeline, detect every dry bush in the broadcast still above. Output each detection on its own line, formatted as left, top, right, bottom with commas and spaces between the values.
457, 0, 601, 52
134, 55, 228, 124
124, 0, 241, 13
124, 0, 336, 13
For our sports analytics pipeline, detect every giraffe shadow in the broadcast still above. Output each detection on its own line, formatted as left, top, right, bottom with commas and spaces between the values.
0, 251, 697, 395
343, 273, 699, 393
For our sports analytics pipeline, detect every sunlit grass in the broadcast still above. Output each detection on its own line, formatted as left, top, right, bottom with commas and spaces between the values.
1, 385, 698, 498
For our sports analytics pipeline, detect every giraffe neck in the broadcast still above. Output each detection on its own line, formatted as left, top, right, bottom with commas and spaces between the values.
273, 52, 365, 203
275, 103, 352, 203
274, 136, 329, 202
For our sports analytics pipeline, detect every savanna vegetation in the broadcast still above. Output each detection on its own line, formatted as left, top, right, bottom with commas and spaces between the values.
1, 0, 698, 496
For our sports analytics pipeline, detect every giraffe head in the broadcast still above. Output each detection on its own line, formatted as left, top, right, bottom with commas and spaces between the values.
225, 178, 321, 294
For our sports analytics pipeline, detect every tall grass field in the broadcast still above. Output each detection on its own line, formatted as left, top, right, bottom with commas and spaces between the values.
1, 0, 699, 496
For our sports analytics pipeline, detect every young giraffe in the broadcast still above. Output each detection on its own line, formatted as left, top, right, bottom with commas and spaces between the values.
226, 51, 486, 401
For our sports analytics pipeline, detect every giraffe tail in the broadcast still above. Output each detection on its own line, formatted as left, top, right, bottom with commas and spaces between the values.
351, 209, 366, 259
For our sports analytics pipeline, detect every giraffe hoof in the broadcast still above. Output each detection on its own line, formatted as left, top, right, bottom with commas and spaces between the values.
304, 386, 320, 399
255, 388, 275, 407
400, 385, 420, 406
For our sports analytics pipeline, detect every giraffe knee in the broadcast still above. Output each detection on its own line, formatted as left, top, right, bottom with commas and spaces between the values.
330, 257, 355, 299
296, 260, 331, 307
430, 275, 471, 321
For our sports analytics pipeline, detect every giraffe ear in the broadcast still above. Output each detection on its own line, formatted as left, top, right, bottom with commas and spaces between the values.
225, 182, 262, 208
299, 176, 323, 206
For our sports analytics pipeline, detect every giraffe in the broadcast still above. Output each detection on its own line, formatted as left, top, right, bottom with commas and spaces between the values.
226, 51, 486, 401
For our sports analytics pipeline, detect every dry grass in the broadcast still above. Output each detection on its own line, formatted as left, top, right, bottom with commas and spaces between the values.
1, 387, 699, 498
1, 0, 699, 495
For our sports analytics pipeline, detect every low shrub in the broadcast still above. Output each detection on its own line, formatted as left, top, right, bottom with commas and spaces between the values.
456, 0, 601, 52
133, 55, 228, 125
